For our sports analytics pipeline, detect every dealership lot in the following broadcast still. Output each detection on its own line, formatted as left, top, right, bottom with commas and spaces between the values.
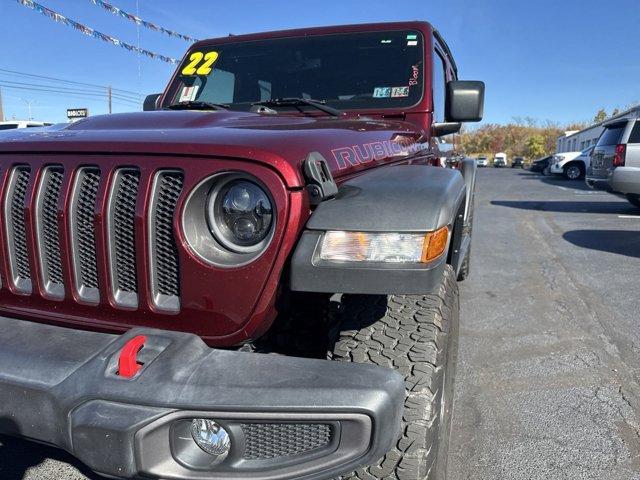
1, 168, 639, 480
449, 168, 640, 479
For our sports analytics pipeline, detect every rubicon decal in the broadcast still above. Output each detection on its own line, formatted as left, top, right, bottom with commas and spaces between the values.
331, 140, 428, 169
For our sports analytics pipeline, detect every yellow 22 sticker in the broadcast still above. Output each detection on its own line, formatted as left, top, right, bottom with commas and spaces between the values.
181, 51, 219, 76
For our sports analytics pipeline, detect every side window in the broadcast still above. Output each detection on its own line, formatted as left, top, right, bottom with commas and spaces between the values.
432, 49, 447, 123
628, 121, 640, 144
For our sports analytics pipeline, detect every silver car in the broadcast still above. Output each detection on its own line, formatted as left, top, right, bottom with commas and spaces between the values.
586, 115, 640, 208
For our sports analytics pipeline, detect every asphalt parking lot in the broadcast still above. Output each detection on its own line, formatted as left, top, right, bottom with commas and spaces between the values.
449, 167, 640, 479
1, 167, 639, 480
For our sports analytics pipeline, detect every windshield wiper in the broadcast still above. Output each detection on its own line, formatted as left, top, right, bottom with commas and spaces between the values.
164, 101, 230, 111
252, 98, 342, 117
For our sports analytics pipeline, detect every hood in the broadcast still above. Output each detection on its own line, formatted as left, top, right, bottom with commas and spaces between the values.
0, 110, 425, 188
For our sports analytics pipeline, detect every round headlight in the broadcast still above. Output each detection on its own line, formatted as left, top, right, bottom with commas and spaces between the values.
207, 179, 274, 253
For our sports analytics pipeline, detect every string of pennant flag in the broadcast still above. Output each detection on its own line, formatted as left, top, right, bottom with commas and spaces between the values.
15, 0, 182, 64
89, 0, 199, 42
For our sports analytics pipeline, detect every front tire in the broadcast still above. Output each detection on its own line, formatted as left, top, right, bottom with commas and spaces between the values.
563, 163, 584, 180
331, 266, 459, 480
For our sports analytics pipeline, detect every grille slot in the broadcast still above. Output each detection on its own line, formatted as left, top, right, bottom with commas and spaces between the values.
107, 169, 140, 308
4, 166, 32, 293
69, 167, 101, 304
241, 423, 332, 460
35, 166, 65, 299
148, 171, 183, 312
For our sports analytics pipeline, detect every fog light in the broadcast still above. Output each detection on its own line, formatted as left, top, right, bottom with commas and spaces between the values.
191, 419, 231, 463
319, 226, 449, 263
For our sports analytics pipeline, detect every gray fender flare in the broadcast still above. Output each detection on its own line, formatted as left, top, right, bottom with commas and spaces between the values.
449, 158, 476, 273
290, 165, 466, 295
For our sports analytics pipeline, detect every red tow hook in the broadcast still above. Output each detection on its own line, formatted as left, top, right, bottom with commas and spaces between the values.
118, 335, 147, 378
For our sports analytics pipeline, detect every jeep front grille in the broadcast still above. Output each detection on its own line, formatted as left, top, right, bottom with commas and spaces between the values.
2, 163, 184, 312
70, 167, 101, 303
4, 166, 32, 293
35, 166, 65, 299
107, 169, 141, 308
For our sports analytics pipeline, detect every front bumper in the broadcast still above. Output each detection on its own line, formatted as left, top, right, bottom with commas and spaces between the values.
0, 316, 404, 479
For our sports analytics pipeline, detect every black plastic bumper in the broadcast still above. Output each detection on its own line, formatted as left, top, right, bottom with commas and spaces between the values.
0, 316, 404, 479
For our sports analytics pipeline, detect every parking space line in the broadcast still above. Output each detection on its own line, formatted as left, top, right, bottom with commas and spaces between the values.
618, 215, 640, 219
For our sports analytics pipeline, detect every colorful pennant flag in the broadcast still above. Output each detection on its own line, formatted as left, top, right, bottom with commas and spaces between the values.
90, 0, 198, 42
16, 0, 179, 64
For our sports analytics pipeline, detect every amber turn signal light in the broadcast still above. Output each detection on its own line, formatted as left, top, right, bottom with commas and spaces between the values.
421, 226, 449, 263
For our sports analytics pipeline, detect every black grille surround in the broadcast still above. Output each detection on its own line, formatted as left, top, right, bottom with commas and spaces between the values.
241, 423, 333, 460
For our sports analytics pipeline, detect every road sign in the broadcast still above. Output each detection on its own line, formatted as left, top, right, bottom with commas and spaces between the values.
67, 108, 89, 119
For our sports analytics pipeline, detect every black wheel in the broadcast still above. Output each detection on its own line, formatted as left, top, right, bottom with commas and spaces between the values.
542, 165, 551, 176
563, 163, 584, 180
627, 194, 640, 208
331, 266, 459, 480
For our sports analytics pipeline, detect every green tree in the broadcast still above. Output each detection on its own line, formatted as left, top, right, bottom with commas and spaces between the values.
525, 134, 546, 159
593, 108, 608, 123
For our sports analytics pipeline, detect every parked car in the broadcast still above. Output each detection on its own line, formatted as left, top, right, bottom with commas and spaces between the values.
511, 156, 525, 168
0, 120, 52, 130
494, 152, 507, 167
586, 116, 640, 208
530, 155, 553, 174
476, 155, 488, 167
549, 149, 584, 179
0, 21, 484, 480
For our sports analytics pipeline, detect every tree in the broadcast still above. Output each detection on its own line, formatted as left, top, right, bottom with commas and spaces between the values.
525, 134, 546, 159
593, 108, 607, 123
611, 108, 620, 117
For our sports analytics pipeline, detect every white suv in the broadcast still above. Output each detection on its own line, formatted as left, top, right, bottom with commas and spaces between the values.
550, 146, 594, 179
586, 116, 640, 208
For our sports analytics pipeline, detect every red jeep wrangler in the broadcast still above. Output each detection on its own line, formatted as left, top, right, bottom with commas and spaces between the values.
0, 21, 483, 480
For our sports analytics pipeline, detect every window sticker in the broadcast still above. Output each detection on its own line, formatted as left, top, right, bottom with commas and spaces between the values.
406, 34, 418, 47
179, 85, 200, 102
181, 51, 220, 76
391, 86, 410, 98
409, 65, 420, 86
373, 87, 391, 98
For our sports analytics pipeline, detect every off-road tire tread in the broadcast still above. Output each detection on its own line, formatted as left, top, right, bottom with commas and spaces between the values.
331, 266, 459, 480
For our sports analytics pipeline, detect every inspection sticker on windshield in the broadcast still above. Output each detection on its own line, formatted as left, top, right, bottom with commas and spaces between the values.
391, 86, 410, 97
373, 87, 391, 98
406, 34, 418, 46
179, 85, 199, 102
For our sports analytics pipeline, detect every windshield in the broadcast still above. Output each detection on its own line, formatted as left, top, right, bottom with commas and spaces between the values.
164, 30, 424, 111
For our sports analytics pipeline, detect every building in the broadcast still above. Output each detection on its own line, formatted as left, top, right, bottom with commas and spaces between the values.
557, 105, 640, 153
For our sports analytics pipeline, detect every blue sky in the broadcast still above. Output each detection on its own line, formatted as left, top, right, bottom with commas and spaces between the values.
0, 0, 638, 125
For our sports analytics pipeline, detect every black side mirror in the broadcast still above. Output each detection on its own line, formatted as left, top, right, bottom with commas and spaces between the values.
143, 93, 162, 111
446, 80, 485, 122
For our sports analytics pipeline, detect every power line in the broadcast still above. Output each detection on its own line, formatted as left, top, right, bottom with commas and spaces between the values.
0, 68, 140, 96
0, 84, 140, 107
0, 79, 140, 102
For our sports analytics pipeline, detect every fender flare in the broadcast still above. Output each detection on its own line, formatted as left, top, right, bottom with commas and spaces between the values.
290, 165, 467, 295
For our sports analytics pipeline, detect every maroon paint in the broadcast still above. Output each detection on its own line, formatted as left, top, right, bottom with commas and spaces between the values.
0, 22, 449, 346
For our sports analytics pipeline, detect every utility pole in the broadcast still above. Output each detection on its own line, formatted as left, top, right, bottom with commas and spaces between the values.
19, 98, 35, 120
0, 88, 4, 122
108, 85, 112, 114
